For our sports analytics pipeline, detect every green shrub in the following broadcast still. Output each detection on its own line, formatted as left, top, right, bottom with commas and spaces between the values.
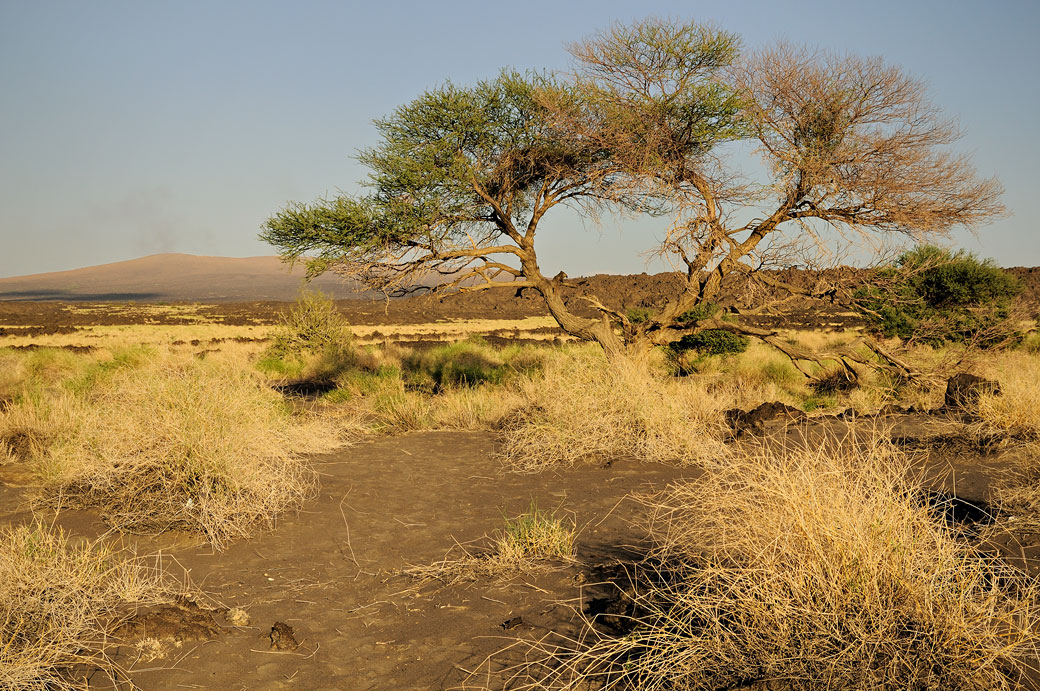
670, 329, 749, 356
676, 302, 722, 324
626, 307, 654, 324
855, 246, 1021, 347
263, 290, 356, 381
268, 290, 353, 358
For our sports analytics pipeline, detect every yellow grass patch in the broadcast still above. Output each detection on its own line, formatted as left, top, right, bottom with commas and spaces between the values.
516, 441, 1040, 690
501, 346, 731, 471
975, 350, 1040, 437
406, 503, 575, 585
1, 348, 353, 548
0, 521, 180, 689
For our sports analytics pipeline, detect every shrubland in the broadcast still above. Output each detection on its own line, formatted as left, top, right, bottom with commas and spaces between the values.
1, 346, 347, 548
513, 441, 1040, 690
3, 281, 1040, 687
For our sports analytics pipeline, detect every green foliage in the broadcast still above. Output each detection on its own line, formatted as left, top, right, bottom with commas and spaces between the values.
262, 71, 605, 276
269, 290, 353, 357
325, 366, 404, 402
676, 302, 722, 324
801, 395, 833, 412
1021, 331, 1040, 354
854, 246, 1021, 347
762, 360, 799, 385
260, 291, 356, 384
402, 338, 545, 390
670, 329, 749, 356
626, 307, 653, 324
262, 22, 746, 290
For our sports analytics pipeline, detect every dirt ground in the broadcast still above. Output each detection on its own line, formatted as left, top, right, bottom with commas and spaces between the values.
3, 288, 1040, 689
2, 415, 1037, 690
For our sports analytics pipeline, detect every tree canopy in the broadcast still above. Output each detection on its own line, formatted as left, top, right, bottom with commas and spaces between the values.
263, 18, 1004, 375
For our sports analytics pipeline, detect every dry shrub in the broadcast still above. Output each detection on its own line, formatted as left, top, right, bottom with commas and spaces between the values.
407, 504, 575, 585
501, 347, 730, 471
268, 289, 353, 357
518, 442, 1040, 690
0, 521, 177, 689
17, 351, 344, 548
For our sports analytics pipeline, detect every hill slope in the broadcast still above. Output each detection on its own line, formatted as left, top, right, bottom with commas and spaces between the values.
0, 254, 367, 302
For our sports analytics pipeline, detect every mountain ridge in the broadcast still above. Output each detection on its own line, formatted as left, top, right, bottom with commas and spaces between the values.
0, 253, 367, 302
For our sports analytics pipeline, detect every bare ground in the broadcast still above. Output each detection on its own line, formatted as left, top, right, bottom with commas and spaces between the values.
2, 415, 1038, 690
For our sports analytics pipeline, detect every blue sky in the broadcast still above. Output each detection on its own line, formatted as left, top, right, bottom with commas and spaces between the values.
1, 0, 1037, 278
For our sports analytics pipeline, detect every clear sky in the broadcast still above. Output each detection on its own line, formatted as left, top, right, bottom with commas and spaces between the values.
1, 0, 1037, 278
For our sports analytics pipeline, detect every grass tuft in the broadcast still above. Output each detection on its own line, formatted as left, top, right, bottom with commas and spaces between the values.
512, 441, 1040, 690
1, 350, 346, 548
406, 503, 575, 585
501, 347, 730, 471
0, 521, 178, 689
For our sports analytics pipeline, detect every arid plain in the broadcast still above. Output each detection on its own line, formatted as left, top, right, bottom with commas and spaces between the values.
3, 256, 1040, 690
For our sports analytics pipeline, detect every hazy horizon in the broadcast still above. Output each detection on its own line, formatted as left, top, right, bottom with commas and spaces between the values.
3, 0, 1038, 279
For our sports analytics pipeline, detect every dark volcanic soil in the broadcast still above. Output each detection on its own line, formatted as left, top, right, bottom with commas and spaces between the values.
2, 419, 1038, 690
2, 266, 1037, 336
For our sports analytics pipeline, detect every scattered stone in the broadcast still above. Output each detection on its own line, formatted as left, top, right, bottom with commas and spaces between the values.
114, 598, 223, 642
500, 616, 524, 630
269, 621, 299, 650
944, 373, 1001, 411
225, 607, 250, 627
725, 401, 806, 434
877, 403, 905, 416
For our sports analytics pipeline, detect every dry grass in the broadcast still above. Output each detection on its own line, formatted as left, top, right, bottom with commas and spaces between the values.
2, 348, 349, 548
970, 350, 1040, 531
975, 350, 1040, 438
0, 520, 178, 689
501, 346, 731, 471
406, 504, 575, 585
322, 339, 540, 434
510, 440, 1040, 690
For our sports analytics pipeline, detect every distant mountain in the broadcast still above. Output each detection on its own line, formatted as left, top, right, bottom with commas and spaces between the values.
0, 254, 371, 302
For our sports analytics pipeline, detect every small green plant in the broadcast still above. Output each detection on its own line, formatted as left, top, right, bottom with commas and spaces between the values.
494, 502, 575, 564
670, 330, 749, 356
761, 360, 799, 386
405, 502, 575, 585
802, 395, 834, 412
1020, 330, 1040, 354
675, 302, 722, 324
402, 338, 544, 390
263, 290, 356, 383
626, 307, 654, 324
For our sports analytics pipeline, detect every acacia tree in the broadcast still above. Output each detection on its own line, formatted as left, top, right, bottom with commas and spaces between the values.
263, 19, 1003, 376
